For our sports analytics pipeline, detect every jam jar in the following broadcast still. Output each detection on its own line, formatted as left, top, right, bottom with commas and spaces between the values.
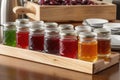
44, 28, 60, 55
78, 32, 98, 62
94, 28, 111, 59
60, 30, 78, 58
16, 19, 30, 49
29, 22, 44, 51
3, 22, 16, 47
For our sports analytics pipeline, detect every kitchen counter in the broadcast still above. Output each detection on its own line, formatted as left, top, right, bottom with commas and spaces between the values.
0, 50, 119, 80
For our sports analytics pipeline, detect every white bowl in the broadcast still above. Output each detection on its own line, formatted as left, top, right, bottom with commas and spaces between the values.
83, 18, 109, 28
103, 23, 120, 31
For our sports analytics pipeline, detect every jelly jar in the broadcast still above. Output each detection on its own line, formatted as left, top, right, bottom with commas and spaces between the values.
78, 32, 98, 62
60, 30, 78, 58
16, 19, 30, 49
3, 22, 16, 47
29, 22, 44, 51
44, 28, 60, 55
94, 28, 111, 58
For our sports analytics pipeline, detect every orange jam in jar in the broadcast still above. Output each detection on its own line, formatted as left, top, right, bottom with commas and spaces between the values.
78, 32, 98, 62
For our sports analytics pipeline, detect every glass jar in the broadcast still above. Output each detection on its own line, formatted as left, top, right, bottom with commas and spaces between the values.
78, 32, 98, 62
29, 22, 44, 51
16, 19, 30, 49
94, 28, 111, 58
60, 30, 78, 58
3, 22, 16, 47
58, 24, 74, 32
44, 29, 60, 55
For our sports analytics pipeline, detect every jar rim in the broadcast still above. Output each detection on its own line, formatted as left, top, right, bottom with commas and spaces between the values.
79, 32, 97, 38
60, 30, 77, 36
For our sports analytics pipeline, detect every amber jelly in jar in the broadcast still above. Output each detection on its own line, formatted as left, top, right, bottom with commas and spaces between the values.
94, 28, 111, 59
78, 32, 98, 62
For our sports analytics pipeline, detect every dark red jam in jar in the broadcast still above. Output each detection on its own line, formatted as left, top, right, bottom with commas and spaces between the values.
44, 28, 59, 55
29, 21, 44, 51
60, 30, 78, 58
94, 28, 111, 58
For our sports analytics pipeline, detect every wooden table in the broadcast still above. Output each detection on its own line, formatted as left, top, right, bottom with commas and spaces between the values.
0, 50, 119, 80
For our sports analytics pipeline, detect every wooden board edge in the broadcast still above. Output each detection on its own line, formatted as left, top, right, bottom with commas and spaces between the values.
0, 45, 93, 74
93, 53, 120, 74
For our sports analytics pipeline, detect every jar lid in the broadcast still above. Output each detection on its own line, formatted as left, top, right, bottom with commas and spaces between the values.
3, 22, 16, 29
75, 25, 91, 31
45, 28, 59, 33
30, 21, 44, 24
60, 30, 77, 36
59, 24, 74, 30
45, 22, 58, 29
94, 28, 110, 34
29, 21, 44, 30
45, 28, 59, 36
16, 19, 29, 27
16, 19, 29, 24
79, 32, 96, 38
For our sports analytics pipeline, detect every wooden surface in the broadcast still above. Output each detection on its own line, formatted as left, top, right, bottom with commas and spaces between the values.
14, 1, 116, 22
0, 53, 119, 80
0, 45, 119, 74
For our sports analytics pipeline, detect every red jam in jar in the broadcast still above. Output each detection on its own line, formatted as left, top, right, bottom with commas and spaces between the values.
16, 19, 30, 49
17, 28, 29, 49
60, 30, 78, 58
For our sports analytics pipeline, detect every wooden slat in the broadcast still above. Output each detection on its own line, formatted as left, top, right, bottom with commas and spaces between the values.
24, 1, 116, 22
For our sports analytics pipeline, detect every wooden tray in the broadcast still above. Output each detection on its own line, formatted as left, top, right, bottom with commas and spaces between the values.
13, 1, 116, 22
0, 45, 119, 74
